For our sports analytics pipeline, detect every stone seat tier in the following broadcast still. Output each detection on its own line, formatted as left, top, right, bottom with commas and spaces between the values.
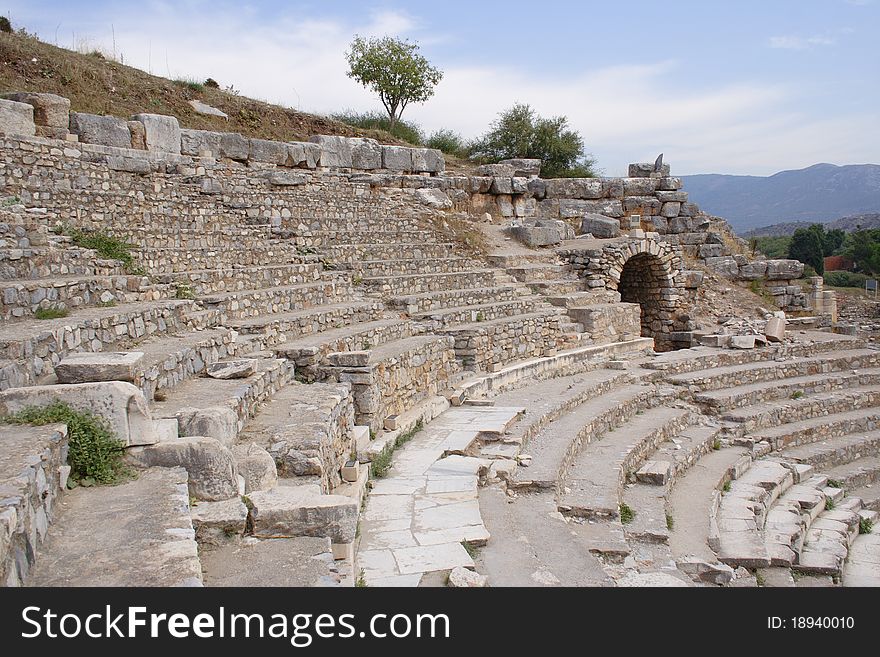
546, 289, 621, 309
647, 424, 725, 486
842, 531, 880, 586
319, 242, 458, 263
666, 349, 880, 392
389, 284, 525, 314
699, 368, 880, 413
558, 407, 692, 519
762, 473, 827, 566
154, 262, 326, 295
777, 429, 880, 472
721, 384, 880, 432
287, 229, 432, 245
509, 383, 655, 491
523, 279, 585, 296
848, 482, 880, 511
821, 455, 880, 495
410, 298, 550, 326
27, 466, 203, 586
135, 246, 312, 274
0, 245, 126, 279
228, 300, 386, 346
0, 422, 68, 586
0, 272, 173, 320
273, 317, 415, 368
152, 357, 294, 439
199, 279, 355, 321
795, 504, 861, 575
749, 407, 880, 450
504, 262, 568, 283
362, 270, 503, 296
643, 332, 867, 375
349, 257, 486, 277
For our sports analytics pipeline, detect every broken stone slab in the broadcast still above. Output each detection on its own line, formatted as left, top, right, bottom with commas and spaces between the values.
447, 566, 488, 587
311, 135, 353, 168
55, 351, 145, 384
206, 359, 258, 380
288, 141, 321, 168
581, 213, 620, 238
412, 148, 445, 173
246, 486, 358, 544
499, 158, 541, 177
190, 497, 248, 546
349, 138, 382, 170
0, 381, 157, 446
1, 92, 70, 129
173, 406, 238, 448
69, 112, 132, 148
764, 317, 785, 343
635, 460, 671, 485
704, 255, 740, 278
248, 137, 290, 164
219, 132, 249, 160
508, 223, 566, 247
729, 335, 756, 350
126, 436, 239, 501
130, 113, 181, 154
180, 128, 222, 157
415, 188, 453, 210
676, 556, 735, 585
628, 162, 671, 178
766, 259, 804, 281
187, 99, 228, 120
0, 98, 36, 137
231, 443, 277, 493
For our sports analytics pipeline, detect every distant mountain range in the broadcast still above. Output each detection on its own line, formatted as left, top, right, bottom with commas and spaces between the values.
741, 213, 880, 238
681, 163, 880, 233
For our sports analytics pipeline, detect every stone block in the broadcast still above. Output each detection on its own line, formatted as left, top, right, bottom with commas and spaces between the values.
764, 317, 785, 343
681, 270, 704, 289
187, 99, 228, 120
263, 170, 308, 186
310, 135, 353, 168
174, 406, 239, 448
127, 436, 239, 501
475, 163, 515, 177
55, 351, 145, 384
1, 92, 70, 128
729, 335, 756, 349
69, 112, 130, 148
738, 261, 768, 280
190, 498, 248, 546
661, 201, 682, 218
180, 129, 222, 157
248, 138, 289, 164
766, 259, 804, 281
130, 113, 181, 154
232, 443, 277, 493
288, 141, 321, 168
127, 120, 147, 150
499, 158, 541, 177
545, 178, 605, 199
0, 98, 36, 137
382, 145, 413, 172
412, 148, 445, 173
246, 487, 358, 544
0, 381, 157, 447
704, 256, 740, 279
490, 177, 514, 195
623, 177, 660, 195
206, 359, 258, 380
219, 132, 249, 160
581, 213, 620, 238
349, 138, 382, 170
508, 224, 563, 247
416, 188, 453, 209
628, 162, 671, 177
447, 566, 488, 587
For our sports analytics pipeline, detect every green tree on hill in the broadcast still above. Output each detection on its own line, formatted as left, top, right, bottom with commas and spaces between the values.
788, 227, 826, 274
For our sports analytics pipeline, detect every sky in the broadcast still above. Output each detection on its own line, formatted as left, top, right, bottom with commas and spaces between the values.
3, 0, 878, 176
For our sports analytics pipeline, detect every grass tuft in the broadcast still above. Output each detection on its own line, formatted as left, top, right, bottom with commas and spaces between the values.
370, 419, 424, 479
34, 307, 69, 320
619, 503, 635, 524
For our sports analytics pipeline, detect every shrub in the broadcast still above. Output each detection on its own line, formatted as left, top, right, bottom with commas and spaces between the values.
331, 109, 424, 145
4, 401, 128, 485
174, 78, 205, 92
860, 517, 873, 535
204, 77, 220, 89
0, 17, 12, 33
63, 227, 137, 271
426, 129, 467, 157
34, 307, 69, 320
823, 271, 868, 288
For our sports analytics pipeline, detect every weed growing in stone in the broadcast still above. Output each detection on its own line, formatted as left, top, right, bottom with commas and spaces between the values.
34, 307, 69, 320
666, 513, 674, 531
859, 517, 873, 535
369, 419, 424, 479
755, 570, 766, 587
62, 226, 139, 273
723, 480, 731, 493
461, 541, 479, 559
827, 479, 842, 488
825, 498, 835, 511
355, 569, 368, 587
619, 503, 635, 524
174, 284, 196, 300
790, 390, 804, 400
712, 438, 722, 451
4, 401, 129, 485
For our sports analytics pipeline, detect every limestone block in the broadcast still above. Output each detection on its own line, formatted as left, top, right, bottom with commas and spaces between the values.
508, 224, 563, 247
499, 158, 541, 177
220, 132, 250, 160
108, 156, 151, 174
738, 261, 768, 280
174, 406, 238, 448
55, 351, 145, 384
766, 259, 804, 281
623, 177, 660, 195
581, 213, 620, 238
527, 178, 547, 199
475, 163, 515, 177
764, 317, 786, 343
288, 141, 321, 168
130, 113, 181, 154
127, 120, 147, 150
681, 270, 704, 289
232, 443, 277, 493
190, 498, 248, 546
656, 191, 689, 203
658, 177, 683, 191
416, 188, 453, 210
1, 92, 70, 128
69, 112, 130, 148
628, 162, 671, 177
704, 256, 740, 279
311, 135, 353, 168
35, 125, 69, 139
382, 145, 413, 171
0, 381, 157, 446
545, 178, 604, 199
246, 486, 358, 544
676, 557, 735, 585
206, 359, 257, 380
661, 201, 682, 218
127, 436, 239, 501
490, 177, 514, 195
180, 129, 222, 157
349, 138, 382, 170
263, 170, 308, 186
729, 335, 756, 349
559, 198, 624, 218
249, 138, 289, 164
447, 566, 488, 587
187, 99, 228, 120
411, 148, 445, 173
0, 98, 36, 137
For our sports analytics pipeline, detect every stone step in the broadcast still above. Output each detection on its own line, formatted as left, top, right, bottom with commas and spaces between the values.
795, 505, 861, 575
779, 430, 880, 471
666, 349, 880, 392
650, 424, 724, 488
154, 262, 326, 295
320, 242, 458, 264
848, 483, 880, 511
200, 279, 355, 321
411, 297, 548, 326
622, 482, 670, 544
546, 289, 621, 309
485, 253, 552, 267
509, 383, 655, 491
0, 422, 68, 586
349, 257, 485, 277
698, 368, 880, 413
763, 475, 827, 566
842, 531, 880, 586
822, 455, 880, 494
135, 244, 310, 274
390, 285, 525, 314
229, 300, 386, 346
27, 467, 203, 586
749, 407, 880, 450
362, 269, 502, 296
721, 384, 880, 432
0, 243, 127, 279
0, 299, 196, 390
567, 303, 642, 345
273, 318, 415, 370
505, 262, 567, 283
558, 407, 692, 519
644, 332, 868, 375
151, 356, 294, 442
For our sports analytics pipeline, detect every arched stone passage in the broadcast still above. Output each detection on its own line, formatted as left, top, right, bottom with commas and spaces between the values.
617, 252, 671, 343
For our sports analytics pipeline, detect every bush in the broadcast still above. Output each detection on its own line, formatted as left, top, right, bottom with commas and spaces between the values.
63, 227, 137, 271
204, 78, 220, 89
4, 402, 128, 485
331, 110, 424, 145
0, 16, 11, 33
824, 271, 868, 288
425, 129, 467, 157
174, 78, 205, 92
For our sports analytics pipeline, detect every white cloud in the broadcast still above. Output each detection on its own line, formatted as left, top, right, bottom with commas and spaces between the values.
7, 0, 878, 175
768, 34, 837, 50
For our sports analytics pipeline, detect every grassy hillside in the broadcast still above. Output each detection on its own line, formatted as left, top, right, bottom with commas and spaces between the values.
0, 28, 411, 146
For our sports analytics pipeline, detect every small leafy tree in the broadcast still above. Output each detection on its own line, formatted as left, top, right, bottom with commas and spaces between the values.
346, 36, 443, 132
788, 227, 826, 275
469, 103, 597, 178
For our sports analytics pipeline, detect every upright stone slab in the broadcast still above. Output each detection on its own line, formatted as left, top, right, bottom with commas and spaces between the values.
130, 113, 181, 154
382, 145, 413, 172
0, 99, 36, 137
1, 92, 69, 130
310, 135, 353, 168
582, 213, 621, 238
180, 128, 222, 157
288, 141, 320, 168
69, 112, 132, 148
55, 352, 145, 384
249, 138, 289, 164
412, 148, 445, 173
219, 132, 249, 160
349, 138, 382, 170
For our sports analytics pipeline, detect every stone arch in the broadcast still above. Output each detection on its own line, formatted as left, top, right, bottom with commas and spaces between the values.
615, 252, 675, 343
